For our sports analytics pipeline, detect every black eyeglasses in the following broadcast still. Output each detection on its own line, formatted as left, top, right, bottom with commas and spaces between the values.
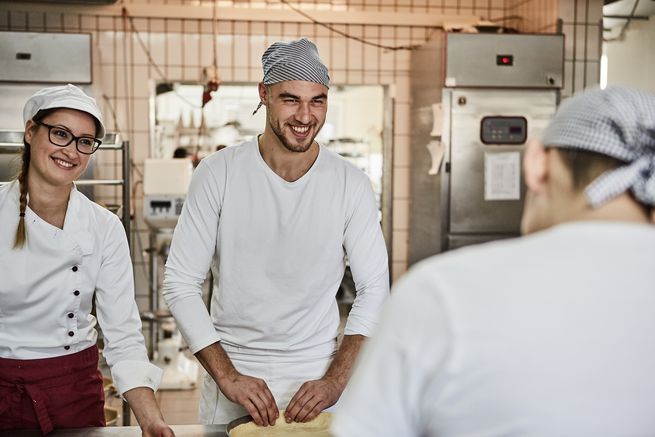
35, 120, 102, 155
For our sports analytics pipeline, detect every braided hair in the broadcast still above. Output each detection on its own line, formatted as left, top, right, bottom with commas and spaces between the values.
13, 108, 57, 249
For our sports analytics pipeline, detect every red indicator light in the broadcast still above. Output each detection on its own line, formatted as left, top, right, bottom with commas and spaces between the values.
496, 54, 514, 66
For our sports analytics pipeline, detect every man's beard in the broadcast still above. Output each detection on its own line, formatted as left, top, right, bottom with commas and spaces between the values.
269, 118, 317, 153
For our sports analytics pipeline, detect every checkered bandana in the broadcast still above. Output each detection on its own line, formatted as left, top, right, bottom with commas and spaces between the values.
261, 38, 329, 88
542, 86, 655, 207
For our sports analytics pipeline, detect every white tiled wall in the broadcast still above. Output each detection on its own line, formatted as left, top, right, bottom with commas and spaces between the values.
604, 19, 655, 93
560, 0, 603, 97
4, 0, 568, 285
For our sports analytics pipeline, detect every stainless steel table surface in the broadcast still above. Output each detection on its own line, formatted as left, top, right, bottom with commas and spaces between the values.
0, 425, 228, 437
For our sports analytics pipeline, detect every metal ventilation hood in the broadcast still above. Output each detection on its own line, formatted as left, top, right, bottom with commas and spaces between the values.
604, 0, 655, 19
604, 0, 655, 38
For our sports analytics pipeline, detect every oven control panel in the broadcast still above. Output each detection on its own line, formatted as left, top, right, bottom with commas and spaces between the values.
480, 116, 527, 145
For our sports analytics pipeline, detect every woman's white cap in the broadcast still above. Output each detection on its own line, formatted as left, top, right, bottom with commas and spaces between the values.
23, 84, 106, 139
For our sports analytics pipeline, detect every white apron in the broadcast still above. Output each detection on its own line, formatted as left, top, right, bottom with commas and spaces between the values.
199, 341, 339, 424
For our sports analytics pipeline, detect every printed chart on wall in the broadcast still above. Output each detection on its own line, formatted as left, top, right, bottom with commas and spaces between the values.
484, 151, 521, 201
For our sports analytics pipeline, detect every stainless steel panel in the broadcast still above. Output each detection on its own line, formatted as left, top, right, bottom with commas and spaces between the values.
0, 130, 24, 144
0, 130, 25, 183
445, 33, 564, 88
448, 233, 518, 250
0, 31, 91, 83
408, 34, 447, 265
408, 33, 562, 261
447, 89, 556, 234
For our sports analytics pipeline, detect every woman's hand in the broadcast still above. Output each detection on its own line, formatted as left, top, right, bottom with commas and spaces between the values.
123, 387, 175, 437
140, 418, 175, 437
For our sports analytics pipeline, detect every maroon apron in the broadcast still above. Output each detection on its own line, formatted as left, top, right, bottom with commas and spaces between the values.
0, 346, 105, 435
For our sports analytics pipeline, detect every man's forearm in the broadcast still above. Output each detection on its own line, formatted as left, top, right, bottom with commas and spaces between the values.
323, 334, 365, 391
196, 341, 279, 425
195, 341, 238, 384
283, 334, 366, 422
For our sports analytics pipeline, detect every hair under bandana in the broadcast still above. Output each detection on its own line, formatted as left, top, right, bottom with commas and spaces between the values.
541, 86, 655, 207
262, 38, 329, 88
252, 38, 329, 115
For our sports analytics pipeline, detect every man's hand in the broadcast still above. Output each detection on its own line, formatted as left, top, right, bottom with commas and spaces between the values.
285, 334, 366, 423
195, 342, 278, 427
284, 377, 341, 423
217, 369, 278, 427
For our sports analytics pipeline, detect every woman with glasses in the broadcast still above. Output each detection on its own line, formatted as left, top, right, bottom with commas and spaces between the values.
0, 84, 174, 436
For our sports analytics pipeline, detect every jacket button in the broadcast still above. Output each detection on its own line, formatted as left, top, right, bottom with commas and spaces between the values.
68, 313, 74, 318
74, 290, 80, 296
64, 346, 70, 350
72, 266, 78, 272
68, 331, 74, 337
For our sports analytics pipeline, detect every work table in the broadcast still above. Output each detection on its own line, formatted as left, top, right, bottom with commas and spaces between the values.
0, 425, 228, 437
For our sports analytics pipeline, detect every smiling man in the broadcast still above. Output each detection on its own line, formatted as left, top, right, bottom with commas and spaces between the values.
162, 38, 389, 427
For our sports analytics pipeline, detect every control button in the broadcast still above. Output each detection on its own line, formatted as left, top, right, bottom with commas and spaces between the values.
64, 346, 70, 350
74, 290, 80, 296
68, 313, 74, 318
72, 266, 78, 272
68, 331, 74, 337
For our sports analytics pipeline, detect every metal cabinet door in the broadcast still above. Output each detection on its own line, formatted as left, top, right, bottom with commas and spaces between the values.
447, 89, 556, 234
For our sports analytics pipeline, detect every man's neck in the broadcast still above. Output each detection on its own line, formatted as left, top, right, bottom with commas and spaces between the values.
562, 193, 651, 226
258, 133, 319, 182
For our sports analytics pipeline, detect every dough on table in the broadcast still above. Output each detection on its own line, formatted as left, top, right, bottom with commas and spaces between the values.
230, 411, 332, 436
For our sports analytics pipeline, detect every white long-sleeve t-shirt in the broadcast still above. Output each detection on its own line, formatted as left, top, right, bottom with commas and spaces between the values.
163, 138, 389, 355
0, 180, 161, 395
332, 222, 655, 437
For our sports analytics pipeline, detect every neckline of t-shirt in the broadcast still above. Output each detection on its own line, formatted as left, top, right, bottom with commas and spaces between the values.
547, 219, 655, 237
253, 134, 322, 187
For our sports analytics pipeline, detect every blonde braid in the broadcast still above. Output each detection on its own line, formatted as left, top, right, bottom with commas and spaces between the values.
13, 140, 31, 249
14, 108, 63, 248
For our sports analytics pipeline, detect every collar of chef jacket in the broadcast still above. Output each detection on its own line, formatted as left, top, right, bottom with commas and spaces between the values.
23, 182, 97, 257
63, 184, 96, 257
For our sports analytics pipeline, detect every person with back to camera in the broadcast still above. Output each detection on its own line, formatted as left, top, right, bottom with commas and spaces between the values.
0, 84, 174, 436
162, 38, 389, 427
331, 86, 655, 437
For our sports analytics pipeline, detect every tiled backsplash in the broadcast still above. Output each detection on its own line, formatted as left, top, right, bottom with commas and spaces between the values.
0, 0, 600, 283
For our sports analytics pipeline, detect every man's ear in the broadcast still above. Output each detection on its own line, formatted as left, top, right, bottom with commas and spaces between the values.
257, 82, 267, 105
523, 139, 549, 194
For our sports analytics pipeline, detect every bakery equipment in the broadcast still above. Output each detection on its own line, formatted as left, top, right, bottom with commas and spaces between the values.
409, 33, 564, 261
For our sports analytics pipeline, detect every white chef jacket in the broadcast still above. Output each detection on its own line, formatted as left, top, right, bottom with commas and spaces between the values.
162, 138, 389, 420
0, 180, 161, 395
332, 222, 655, 437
